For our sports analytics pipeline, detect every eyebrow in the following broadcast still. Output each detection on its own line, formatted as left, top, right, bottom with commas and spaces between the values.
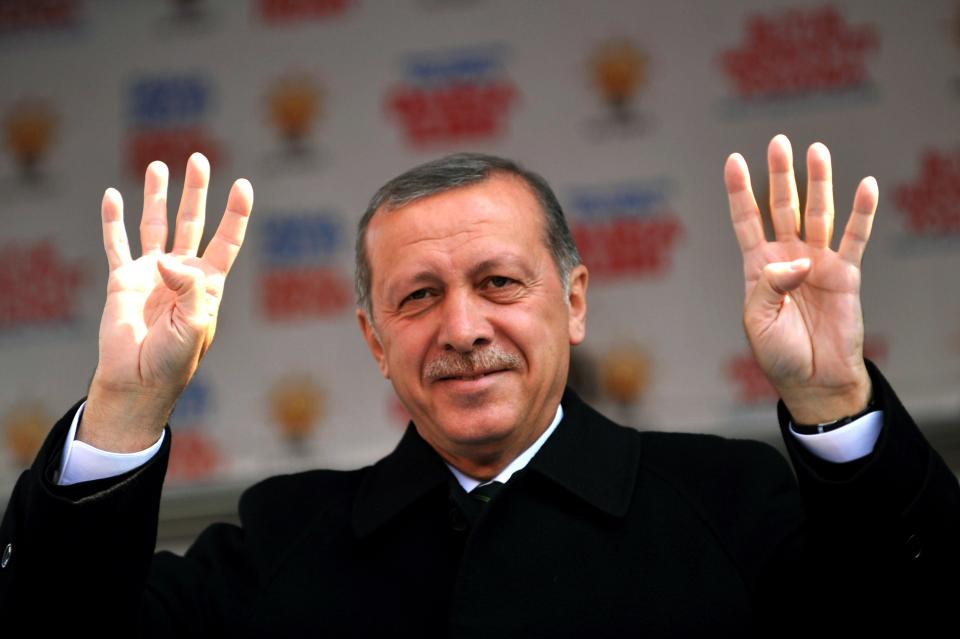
385, 255, 533, 301
385, 271, 443, 302
466, 256, 531, 280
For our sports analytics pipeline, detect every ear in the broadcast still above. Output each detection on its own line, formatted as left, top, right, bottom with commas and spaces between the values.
356, 308, 390, 378
566, 264, 589, 345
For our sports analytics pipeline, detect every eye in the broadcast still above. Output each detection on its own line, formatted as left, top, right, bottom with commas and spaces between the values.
401, 288, 433, 306
483, 276, 522, 294
487, 276, 511, 288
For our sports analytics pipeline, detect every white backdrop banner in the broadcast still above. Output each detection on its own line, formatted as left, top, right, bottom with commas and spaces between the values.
1, 0, 958, 492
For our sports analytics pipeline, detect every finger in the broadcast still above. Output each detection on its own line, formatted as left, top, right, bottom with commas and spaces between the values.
202, 178, 254, 276
157, 256, 207, 329
140, 161, 169, 255
747, 258, 811, 318
101, 188, 132, 270
768, 134, 801, 241
725, 153, 767, 256
171, 152, 210, 257
803, 142, 834, 249
838, 177, 879, 266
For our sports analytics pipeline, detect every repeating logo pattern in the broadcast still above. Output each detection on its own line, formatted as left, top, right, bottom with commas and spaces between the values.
720, 6, 879, 101
257, 0, 353, 23
265, 74, 324, 160
269, 374, 324, 449
125, 74, 223, 179
1, 400, 49, 469
0, 0, 80, 34
167, 377, 220, 482
3, 99, 58, 183
568, 180, 684, 280
0, 2, 955, 488
587, 39, 650, 136
893, 148, 960, 236
258, 212, 353, 319
567, 344, 652, 427
599, 345, 652, 406
386, 46, 517, 146
0, 240, 85, 330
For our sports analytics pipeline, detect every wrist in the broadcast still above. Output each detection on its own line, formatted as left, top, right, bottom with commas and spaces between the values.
791, 391, 875, 434
780, 376, 872, 426
80, 378, 176, 453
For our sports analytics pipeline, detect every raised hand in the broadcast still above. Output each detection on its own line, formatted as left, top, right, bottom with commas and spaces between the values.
79, 154, 253, 452
725, 135, 877, 425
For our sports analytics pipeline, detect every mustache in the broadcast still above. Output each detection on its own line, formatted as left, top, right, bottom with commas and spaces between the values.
424, 347, 523, 381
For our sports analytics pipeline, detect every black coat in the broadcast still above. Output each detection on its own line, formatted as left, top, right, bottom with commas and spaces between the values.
2, 360, 958, 637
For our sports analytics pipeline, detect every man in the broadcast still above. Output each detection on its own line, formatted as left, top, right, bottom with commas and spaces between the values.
0, 136, 957, 636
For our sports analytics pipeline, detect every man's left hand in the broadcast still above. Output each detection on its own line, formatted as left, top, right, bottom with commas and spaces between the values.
725, 134, 878, 425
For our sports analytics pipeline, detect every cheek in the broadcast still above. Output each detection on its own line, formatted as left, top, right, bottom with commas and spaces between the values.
496, 307, 552, 353
385, 325, 433, 381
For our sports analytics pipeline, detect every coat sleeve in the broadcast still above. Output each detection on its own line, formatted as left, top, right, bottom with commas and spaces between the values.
0, 401, 249, 636
776, 359, 960, 629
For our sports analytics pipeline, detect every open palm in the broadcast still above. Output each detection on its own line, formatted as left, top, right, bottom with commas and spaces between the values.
85, 154, 252, 450
725, 135, 877, 424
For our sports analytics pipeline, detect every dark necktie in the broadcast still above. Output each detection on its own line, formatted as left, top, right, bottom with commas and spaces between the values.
450, 481, 505, 530
470, 481, 504, 505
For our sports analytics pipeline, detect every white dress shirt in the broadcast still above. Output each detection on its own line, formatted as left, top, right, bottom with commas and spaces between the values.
57, 401, 884, 487
57, 402, 165, 486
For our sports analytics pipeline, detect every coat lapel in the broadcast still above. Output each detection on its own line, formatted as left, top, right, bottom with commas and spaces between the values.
351, 387, 644, 537
527, 387, 642, 519
351, 424, 452, 538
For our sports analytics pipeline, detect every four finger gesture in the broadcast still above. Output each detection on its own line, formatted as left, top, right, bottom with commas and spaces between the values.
725, 134, 877, 425
81, 154, 253, 452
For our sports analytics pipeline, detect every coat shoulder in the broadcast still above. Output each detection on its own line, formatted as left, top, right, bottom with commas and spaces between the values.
236, 467, 369, 548
640, 431, 792, 479
634, 431, 805, 588
637, 431, 797, 507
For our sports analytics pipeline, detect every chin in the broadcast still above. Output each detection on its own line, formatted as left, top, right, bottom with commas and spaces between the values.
433, 405, 519, 448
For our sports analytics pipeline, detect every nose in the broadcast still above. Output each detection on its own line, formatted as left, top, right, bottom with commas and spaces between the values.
437, 288, 493, 353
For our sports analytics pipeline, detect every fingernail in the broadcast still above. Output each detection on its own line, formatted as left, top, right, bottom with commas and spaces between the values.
791, 258, 811, 271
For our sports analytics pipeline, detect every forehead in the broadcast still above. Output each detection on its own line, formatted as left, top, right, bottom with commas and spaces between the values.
364, 174, 547, 272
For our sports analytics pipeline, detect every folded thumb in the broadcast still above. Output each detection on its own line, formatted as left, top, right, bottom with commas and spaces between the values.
753, 258, 810, 311
157, 256, 206, 326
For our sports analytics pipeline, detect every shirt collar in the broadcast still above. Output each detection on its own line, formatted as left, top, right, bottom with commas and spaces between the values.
446, 403, 564, 492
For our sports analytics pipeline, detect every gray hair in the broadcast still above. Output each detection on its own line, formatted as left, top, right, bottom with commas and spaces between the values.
355, 153, 581, 318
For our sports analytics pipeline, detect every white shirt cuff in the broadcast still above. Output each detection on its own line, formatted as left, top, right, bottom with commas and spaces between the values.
788, 410, 883, 464
57, 401, 165, 486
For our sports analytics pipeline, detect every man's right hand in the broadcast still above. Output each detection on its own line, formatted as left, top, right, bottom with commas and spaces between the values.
79, 153, 253, 453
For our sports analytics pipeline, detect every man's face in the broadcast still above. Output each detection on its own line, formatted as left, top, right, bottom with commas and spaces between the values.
357, 173, 588, 475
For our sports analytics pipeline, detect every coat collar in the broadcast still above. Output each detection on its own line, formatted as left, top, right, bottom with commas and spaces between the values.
351, 422, 453, 539
351, 388, 642, 538
527, 387, 642, 519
